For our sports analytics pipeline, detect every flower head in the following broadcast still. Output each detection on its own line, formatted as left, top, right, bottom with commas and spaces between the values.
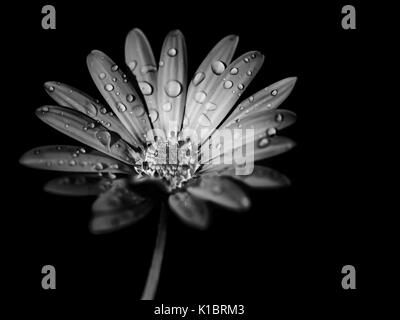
20, 28, 297, 299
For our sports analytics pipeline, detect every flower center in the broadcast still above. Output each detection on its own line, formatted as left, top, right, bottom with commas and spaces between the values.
136, 138, 199, 190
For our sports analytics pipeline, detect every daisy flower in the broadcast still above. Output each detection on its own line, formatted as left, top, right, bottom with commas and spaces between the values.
20, 28, 297, 299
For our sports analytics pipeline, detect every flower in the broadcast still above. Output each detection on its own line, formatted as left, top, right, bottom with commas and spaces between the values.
20, 28, 297, 299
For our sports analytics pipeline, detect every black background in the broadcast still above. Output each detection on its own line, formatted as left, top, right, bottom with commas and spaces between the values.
4, 0, 389, 316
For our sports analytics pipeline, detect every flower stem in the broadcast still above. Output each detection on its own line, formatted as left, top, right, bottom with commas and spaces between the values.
141, 205, 167, 300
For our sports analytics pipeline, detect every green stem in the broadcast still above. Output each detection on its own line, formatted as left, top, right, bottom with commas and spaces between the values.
141, 205, 167, 300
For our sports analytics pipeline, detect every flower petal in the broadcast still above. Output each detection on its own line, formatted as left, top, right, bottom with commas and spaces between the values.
206, 165, 290, 188
36, 105, 142, 165
199, 136, 296, 173
90, 179, 153, 234
87, 50, 153, 145
20, 145, 132, 173
156, 30, 187, 137
185, 51, 264, 144
187, 176, 250, 211
168, 192, 210, 229
201, 109, 296, 162
44, 81, 134, 144
184, 35, 239, 124
225, 77, 297, 124
44, 174, 114, 196
125, 28, 159, 128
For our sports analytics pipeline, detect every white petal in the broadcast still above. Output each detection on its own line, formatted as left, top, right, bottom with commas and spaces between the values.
168, 192, 209, 229
44, 81, 134, 144
36, 105, 142, 165
156, 30, 187, 138
187, 176, 250, 211
125, 28, 159, 129
186, 51, 264, 144
184, 35, 239, 125
87, 50, 153, 145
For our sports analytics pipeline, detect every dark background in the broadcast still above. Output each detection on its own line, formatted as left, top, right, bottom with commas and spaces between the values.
4, 0, 388, 316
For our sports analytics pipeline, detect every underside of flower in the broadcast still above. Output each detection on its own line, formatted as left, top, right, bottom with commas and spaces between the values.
136, 138, 199, 190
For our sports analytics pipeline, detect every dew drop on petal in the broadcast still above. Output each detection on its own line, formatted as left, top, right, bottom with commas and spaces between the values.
69, 160, 77, 166
258, 137, 270, 148
247, 70, 253, 76
193, 72, 205, 86
98, 73, 106, 80
104, 83, 114, 92
275, 113, 284, 122
267, 127, 277, 136
244, 57, 250, 63
205, 102, 217, 111
41, 106, 49, 112
48, 86, 55, 92
198, 113, 211, 127
96, 130, 112, 148
111, 64, 119, 72
138, 81, 153, 95
168, 48, 177, 57
132, 106, 145, 117
128, 60, 137, 71
223, 80, 233, 89
211, 60, 226, 75
86, 103, 98, 116
194, 91, 207, 103
248, 96, 254, 102
100, 107, 107, 114
159, 60, 165, 67
165, 80, 182, 97
116, 102, 127, 112
162, 102, 172, 112
230, 67, 239, 75
271, 89, 278, 96
238, 83, 244, 90
149, 109, 159, 122
126, 94, 135, 103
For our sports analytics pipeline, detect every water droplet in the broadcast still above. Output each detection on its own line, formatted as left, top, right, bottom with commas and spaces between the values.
141, 65, 157, 74
116, 102, 127, 112
56, 146, 62, 150
258, 137, 270, 148
250, 53, 256, 59
211, 60, 226, 75
41, 106, 49, 112
93, 162, 104, 171
165, 80, 182, 97
238, 83, 244, 90
104, 83, 114, 91
267, 127, 277, 136
99, 73, 106, 80
48, 86, 55, 92
149, 109, 159, 122
271, 89, 278, 96
199, 113, 211, 127
230, 67, 239, 75
58, 160, 64, 165
126, 94, 135, 103
88, 122, 95, 129
100, 107, 107, 114
80, 148, 86, 153
249, 96, 254, 102
194, 91, 207, 103
162, 102, 172, 112
193, 72, 205, 86
275, 113, 284, 122
112, 77, 117, 82
138, 81, 153, 95
69, 160, 77, 166
132, 106, 145, 117
96, 130, 111, 148
128, 60, 137, 71
111, 64, 119, 72
244, 57, 250, 63
65, 123, 69, 128
116, 91, 120, 96
205, 102, 217, 111
86, 103, 98, 116
159, 60, 165, 67
247, 70, 253, 76
223, 80, 233, 89
167, 48, 177, 56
